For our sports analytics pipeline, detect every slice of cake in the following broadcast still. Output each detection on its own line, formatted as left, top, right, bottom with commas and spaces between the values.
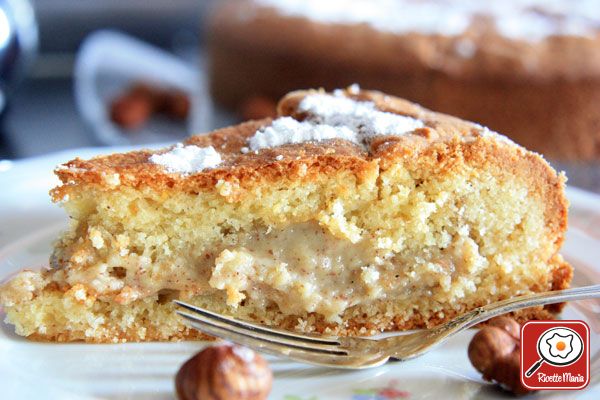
0, 87, 571, 343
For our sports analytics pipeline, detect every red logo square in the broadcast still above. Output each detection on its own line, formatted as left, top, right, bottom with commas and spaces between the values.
521, 320, 590, 390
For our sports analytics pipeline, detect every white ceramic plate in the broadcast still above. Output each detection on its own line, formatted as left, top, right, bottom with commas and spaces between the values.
1, 149, 599, 399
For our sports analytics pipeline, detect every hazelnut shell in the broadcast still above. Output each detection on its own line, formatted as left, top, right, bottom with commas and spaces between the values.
175, 344, 273, 400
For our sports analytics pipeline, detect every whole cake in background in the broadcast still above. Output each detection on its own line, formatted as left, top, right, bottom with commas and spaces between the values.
0, 86, 571, 342
208, 0, 600, 160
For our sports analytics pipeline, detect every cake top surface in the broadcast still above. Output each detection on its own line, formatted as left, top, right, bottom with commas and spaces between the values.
251, 0, 600, 41
247, 86, 425, 152
53, 86, 525, 197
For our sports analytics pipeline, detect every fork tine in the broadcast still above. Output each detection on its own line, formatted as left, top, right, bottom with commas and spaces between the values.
174, 300, 340, 345
176, 311, 347, 357
176, 311, 388, 369
176, 310, 346, 354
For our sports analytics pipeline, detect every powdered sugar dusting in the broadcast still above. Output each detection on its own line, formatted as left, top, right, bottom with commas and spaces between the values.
248, 92, 424, 151
477, 125, 516, 146
348, 83, 360, 94
149, 144, 222, 174
249, 116, 358, 151
298, 93, 424, 139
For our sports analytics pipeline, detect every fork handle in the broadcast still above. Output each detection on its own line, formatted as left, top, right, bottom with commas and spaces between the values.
439, 284, 600, 334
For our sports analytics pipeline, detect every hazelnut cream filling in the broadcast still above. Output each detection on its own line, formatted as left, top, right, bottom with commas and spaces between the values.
207, 221, 485, 322
19, 220, 485, 323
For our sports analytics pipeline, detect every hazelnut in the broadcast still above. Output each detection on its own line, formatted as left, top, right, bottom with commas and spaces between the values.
109, 92, 153, 130
129, 83, 156, 100
175, 344, 273, 400
110, 83, 190, 130
161, 91, 191, 121
494, 350, 531, 396
486, 315, 520, 340
468, 316, 533, 395
239, 96, 277, 121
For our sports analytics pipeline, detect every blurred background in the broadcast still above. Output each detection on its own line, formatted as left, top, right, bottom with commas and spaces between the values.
0, 0, 208, 159
1, 0, 599, 192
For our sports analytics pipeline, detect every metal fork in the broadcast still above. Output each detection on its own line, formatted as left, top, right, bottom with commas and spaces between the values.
174, 284, 600, 369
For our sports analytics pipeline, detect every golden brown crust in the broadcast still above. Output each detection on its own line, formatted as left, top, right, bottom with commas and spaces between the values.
52, 88, 476, 199
52, 117, 371, 200
52, 88, 565, 205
